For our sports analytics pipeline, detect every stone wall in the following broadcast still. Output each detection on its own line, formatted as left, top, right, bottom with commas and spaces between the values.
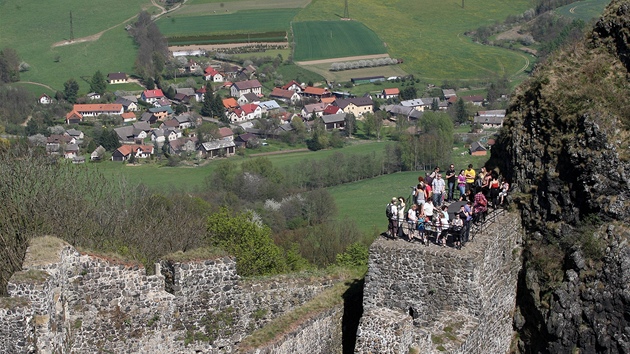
355, 211, 523, 353
0, 238, 341, 353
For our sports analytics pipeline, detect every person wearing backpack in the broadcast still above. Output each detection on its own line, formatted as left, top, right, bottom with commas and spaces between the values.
386, 197, 398, 238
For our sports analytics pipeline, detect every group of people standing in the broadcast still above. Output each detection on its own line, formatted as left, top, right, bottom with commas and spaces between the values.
386, 164, 510, 250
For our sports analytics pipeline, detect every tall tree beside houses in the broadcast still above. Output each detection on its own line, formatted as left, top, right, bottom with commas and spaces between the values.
455, 97, 468, 124
89, 71, 107, 95
212, 94, 227, 123
200, 81, 214, 117
97, 129, 121, 151
63, 78, 80, 103
128, 11, 169, 81
344, 113, 357, 138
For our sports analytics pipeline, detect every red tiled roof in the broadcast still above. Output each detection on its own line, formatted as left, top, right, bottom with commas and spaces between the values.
323, 105, 342, 115
384, 88, 400, 95
303, 87, 328, 95
281, 80, 302, 90
218, 127, 233, 138
222, 98, 238, 109
241, 103, 258, 114
143, 89, 165, 99
121, 112, 136, 119
73, 104, 123, 113
270, 88, 295, 99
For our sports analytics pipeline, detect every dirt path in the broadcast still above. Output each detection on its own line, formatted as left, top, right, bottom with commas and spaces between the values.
51, 0, 181, 48
20, 81, 56, 91
295, 54, 391, 66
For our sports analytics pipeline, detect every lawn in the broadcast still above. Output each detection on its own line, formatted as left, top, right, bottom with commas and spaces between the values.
87, 140, 389, 191
555, 0, 611, 21
292, 21, 387, 61
157, 9, 300, 37
0, 0, 150, 92
294, 0, 532, 82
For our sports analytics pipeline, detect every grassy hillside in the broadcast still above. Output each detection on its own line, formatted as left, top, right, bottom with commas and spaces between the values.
0, 0, 152, 92
294, 0, 533, 82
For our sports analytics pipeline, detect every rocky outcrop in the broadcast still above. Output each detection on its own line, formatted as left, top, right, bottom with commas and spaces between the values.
491, 1, 630, 352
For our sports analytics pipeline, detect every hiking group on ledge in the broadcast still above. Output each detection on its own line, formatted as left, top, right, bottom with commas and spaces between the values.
385, 164, 510, 250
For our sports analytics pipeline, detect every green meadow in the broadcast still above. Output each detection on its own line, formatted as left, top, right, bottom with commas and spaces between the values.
555, 0, 612, 21
157, 9, 300, 37
0, 0, 152, 92
294, 0, 533, 82
292, 21, 387, 61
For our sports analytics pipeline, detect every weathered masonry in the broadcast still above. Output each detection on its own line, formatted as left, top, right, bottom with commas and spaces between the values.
0, 237, 342, 354
355, 211, 523, 353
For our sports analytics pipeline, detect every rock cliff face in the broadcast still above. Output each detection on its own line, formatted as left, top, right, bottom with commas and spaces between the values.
491, 1, 630, 352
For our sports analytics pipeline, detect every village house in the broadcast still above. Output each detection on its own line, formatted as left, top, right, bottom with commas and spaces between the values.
323, 105, 344, 115
64, 144, 79, 159
139, 112, 158, 124
382, 104, 424, 121
300, 86, 331, 101
461, 95, 485, 106
240, 103, 262, 121
218, 127, 234, 141
90, 145, 106, 161
234, 132, 256, 147
166, 136, 198, 154
197, 140, 236, 158
269, 88, 301, 104
204, 67, 225, 82
222, 97, 239, 110
474, 110, 506, 128
176, 88, 197, 103
230, 79, 262, 98
442, 89, 457, 99
114, 122, 151, 144
115, 97, 139, 112
65, 103, 123, 124
321, 113, 346, 130
380, 88, 400, 100
334, 96, 373, 117
107, 72, 128, 84
227, 108, 246, 123
237, 92, 260, 106
65, 129, 84, 141
400, 99, 425, 111
121, 112, 136, 123
173, 113, 195, 129
258, 100, 281, 114
302, 102, 328, 118
38, 94, 53, 105
111, 144, 154, 161
470, 141, 488, 156
141, 89, 165, 104
151, 128, 181, 144
87, 92, 101, 101
148, 106, 173, 121
282, 80, 303, 92
184, 60, 201, 73
195, 86, 207, 102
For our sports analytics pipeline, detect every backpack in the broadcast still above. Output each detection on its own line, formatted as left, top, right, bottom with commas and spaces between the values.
386, 203, 394, 219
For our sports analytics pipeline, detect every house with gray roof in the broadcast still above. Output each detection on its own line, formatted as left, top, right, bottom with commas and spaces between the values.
198, 140, 236, 158
321, 113, 346, 130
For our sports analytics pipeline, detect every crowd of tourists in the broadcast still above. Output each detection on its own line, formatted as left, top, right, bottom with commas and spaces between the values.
385, 164, 510, 249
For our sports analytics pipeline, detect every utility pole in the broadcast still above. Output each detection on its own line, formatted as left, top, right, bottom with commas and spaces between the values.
70, 11, 74, 41
343, 0, 349, 19
462, 0, 464, 8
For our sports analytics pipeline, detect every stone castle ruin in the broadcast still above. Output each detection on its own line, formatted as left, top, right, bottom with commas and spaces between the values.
0, 211, 522, 353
